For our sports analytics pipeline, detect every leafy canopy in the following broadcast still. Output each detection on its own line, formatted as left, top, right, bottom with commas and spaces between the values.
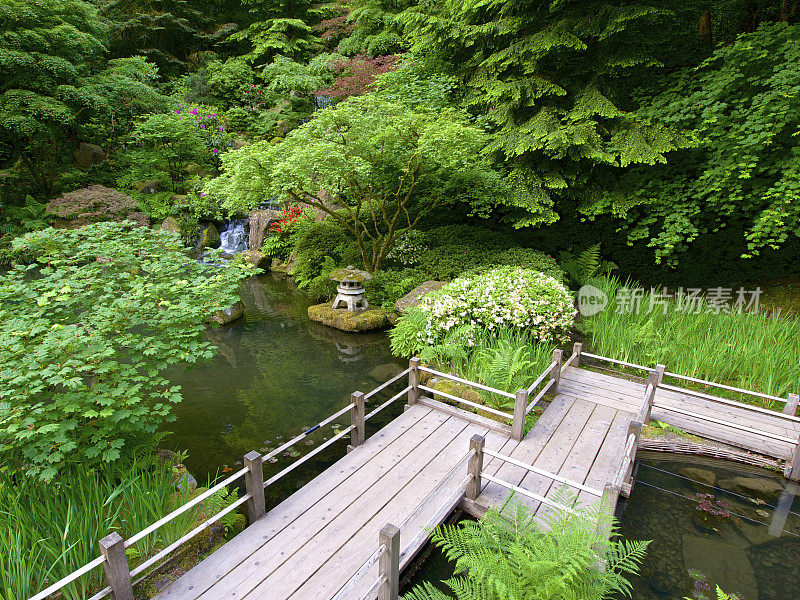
0, 222, 254, 480
398, 0, 690, 228
205, 93, 506, 271
616, 22, 800, 264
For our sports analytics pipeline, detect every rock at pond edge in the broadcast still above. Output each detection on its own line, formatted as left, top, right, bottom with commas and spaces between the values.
200, 223, 220, 249
240, 250, 270, 269
211, 300, 245, 325
395, 281, 448, 313
307, 304, 390, 332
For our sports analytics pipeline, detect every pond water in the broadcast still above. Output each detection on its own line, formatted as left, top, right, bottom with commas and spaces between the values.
402, 455, 800, 600
163, 274, 405, 506
618, 454, 800, 600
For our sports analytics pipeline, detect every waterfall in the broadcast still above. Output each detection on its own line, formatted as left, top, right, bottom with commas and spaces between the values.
218, 219, 249, 255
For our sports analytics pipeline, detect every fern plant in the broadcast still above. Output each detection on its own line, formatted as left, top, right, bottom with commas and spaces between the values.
560, 243, 617, 289
404, 490, 650, 600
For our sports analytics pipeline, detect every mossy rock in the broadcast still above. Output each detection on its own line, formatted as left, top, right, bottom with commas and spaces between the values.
395, 281, 448, 312
240, 250, 270, 269
211, 300, 245, 325
307, 304, 390, 332
200, 223, 220, 249
160, 216, 182, 236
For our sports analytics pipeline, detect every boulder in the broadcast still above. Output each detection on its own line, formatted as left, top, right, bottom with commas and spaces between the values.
211, 300, 245, 325
677, 467, 717, 492
240, 250, 270, 269
307, 304, 390, 332
248, 209, 282, 251
395, 281, 448, 312
271, 259, 288, 273
74, 142, 105, 169
135, 179, 162, 194
200, 223, 220, 249
160, 216, 182, 236
369, 363, 403, 381
717, 476, 784, 501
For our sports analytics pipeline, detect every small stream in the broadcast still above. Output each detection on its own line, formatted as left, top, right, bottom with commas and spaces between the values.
163, 274, 404, 505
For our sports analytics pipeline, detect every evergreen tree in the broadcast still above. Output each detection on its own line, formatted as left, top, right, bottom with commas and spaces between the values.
398, 0, 690, 229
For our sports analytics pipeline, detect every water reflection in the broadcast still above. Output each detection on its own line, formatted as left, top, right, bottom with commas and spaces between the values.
163, 274, 404, 487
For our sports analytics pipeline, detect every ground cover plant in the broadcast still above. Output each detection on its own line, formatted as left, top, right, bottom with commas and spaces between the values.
0, 455, 242, 600
581, 277, 800, 400
403, 491, 649, 600
0, 222, 253, 480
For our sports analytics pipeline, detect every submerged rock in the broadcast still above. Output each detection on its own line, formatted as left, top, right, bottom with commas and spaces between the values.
678, 467, 717, 492
307, 304, 389, 332
211, 301, 245, 325
717, 476, 784, 500
369, 363, 403, 381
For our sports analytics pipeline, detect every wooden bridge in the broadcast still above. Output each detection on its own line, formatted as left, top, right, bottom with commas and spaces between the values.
33, 347, 800, 600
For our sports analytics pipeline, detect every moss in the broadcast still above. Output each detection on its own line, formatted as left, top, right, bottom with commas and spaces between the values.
307, 304, 390, 332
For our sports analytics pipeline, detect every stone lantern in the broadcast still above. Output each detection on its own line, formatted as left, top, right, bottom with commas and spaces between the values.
330, 265, 371, 311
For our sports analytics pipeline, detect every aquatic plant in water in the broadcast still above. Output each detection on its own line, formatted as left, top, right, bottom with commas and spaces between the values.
693, 493, 731, 530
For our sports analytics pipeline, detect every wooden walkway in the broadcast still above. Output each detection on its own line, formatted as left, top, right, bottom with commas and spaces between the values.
33, 350, 799, 600
154, 366, 646, 600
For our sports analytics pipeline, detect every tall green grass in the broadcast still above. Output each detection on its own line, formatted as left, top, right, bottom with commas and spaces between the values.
0, 456, 229, 600
583, 277, 800, 399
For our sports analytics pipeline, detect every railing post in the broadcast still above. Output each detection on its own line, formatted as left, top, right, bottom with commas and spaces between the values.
512, 389, 528, 441
378, 523, 400, 600
594, 483, 619, 553
349, 391, 365, 451
621, 420, 642, 497
466, 434, 485, 500
407, 357, 421, 407
244, 451, 266, 524
786, 439, 800, 481
550, 349, 563, 395
572, 342, 583, 367
99, 532, 134, 600
643, 364, 665, 423
784, 393, 799, 417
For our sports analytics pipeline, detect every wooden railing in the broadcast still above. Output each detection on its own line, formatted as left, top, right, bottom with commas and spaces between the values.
578, 351, 800, 481
27, 368, 413, 600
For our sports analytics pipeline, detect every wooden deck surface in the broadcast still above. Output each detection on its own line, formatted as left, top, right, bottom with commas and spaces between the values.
153, 364, 798, 600
560, 367, 800, 460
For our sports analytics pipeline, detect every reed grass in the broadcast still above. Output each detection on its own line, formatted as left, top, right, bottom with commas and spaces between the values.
0, 456, 214, 600
583, 277, 800, 401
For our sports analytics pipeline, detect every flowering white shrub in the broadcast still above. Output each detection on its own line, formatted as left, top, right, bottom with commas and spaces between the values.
416, 267, 575, 346
385, 229, 428, 267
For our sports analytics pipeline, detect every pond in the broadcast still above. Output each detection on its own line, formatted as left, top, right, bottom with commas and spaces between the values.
163, 273, 405, 506
618, 454, 800, 600
402, 455, 800, 600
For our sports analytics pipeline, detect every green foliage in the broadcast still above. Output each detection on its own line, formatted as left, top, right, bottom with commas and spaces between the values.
374, 57, 459, 111
205, 93, 506, 271
206, 58, 257, 108
403, 492, 649, 600
233, 18, 322, 65
616, 23, 800, 264
582, 277, 800, 399
337, 0, 411, 56
369, 267, 428, 308
288, 218, 361, 297
0, 222, 254, 480
560, 243, 617, 288
389, 306, 428, 356
0, 454, 240, 600
398, 0, 691, 230
261, 53, 338, 96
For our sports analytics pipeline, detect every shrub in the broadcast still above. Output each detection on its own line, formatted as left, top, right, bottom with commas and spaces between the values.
46, 185, 138, 227
289, 219, 361, 296
416, 267, 575, 346
369, 268, 428, 307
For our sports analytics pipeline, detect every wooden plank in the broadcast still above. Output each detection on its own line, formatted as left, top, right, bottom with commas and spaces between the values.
575, 409, 632, 509
200, 412, 471, 600
559, 374, 644, 406
249, 418, 484, 600
417, 396, 512, 436
153, 405, 440, 600
477, 396, 596, 514
565, 367, 647, 395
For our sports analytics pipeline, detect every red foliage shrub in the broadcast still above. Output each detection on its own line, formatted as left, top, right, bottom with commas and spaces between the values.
314, 2, 355, 45
46, 185, 139, 227
315, 54, 402, 99
269, 206, 305, 234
